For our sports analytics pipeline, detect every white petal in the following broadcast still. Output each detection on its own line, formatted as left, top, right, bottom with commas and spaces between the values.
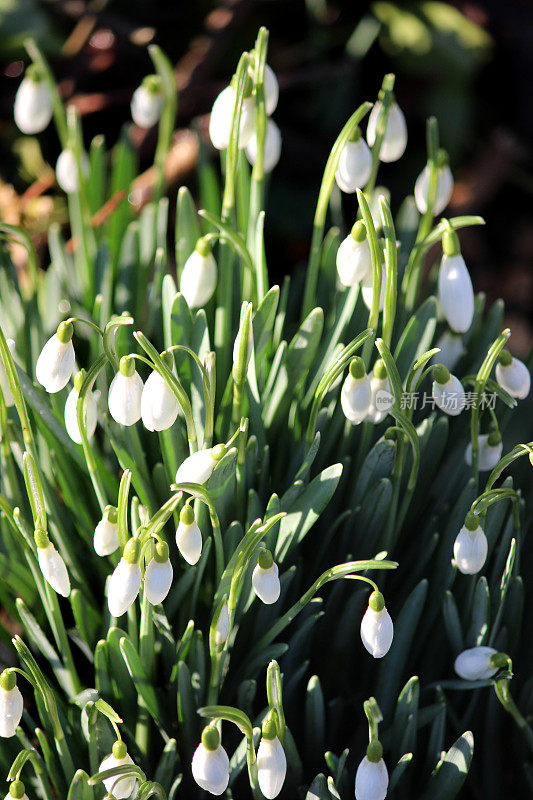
94, 518, 119, 557
264, 64, 279, 116
335, 138, 372, 193
131, 85, 163, 128
56, 149, 89, 194
192, 743, 230, 795
341, 374, 372, 425
245, 118, 282, 172
367, 101, 407, 162
355, 757, 389, 800
108, 558, 141, 617
144, 558, 173, 605
360, 606, 393, 658
64, 387, 97, 444
176, 520, 203, 565
252, 563, 280, 605
454, 646, 498, 681
99, 753, 137, 799
336, 236, 372, 287
432, 375, 465, 416
141, 370, 179, 431
464, 435, 502, 472
495, 358, 530, 399
180, 250, 218, 309
0, 686, 23, 738
215, 601, 230, 646
38, 544, 70, 597
257, 737, 287, 799
414, 165, 453, 216
209, 87, 255, 150
36, 335, 75, 393
0, 338, 15, 407
435, 331, 464, 371
175, 448, 217, 485
108, 371, 143, 426
14, 78, 53, 134
361, 263, 386, 312
438, 254, 474, 334
453, 525, 487, 575
366, 376, 392, 424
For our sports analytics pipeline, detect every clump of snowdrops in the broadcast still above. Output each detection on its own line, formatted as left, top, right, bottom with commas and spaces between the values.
0, 26, 532, 800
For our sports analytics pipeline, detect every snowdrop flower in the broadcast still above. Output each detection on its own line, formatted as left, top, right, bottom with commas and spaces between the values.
360, 591, 393, 659
465, 432, 503, 472
35, 528, 70, 597
367, 97, 407, 162
453, 514, 488, 575
414, 150, 454, 216
341, 358, 372, 425
141, 359, 179, 432
495, 350, 530, 399
0, 670, 23, 738
131, 75, 163, 128
454, 646, 505, 681
55, 149, 89, 194
214, 598, 230, 647
175, 444, 226, 485
108, 538, 142, 617
434, 330, 464, 372
192, 725, 230, 796
367, 360, 392, 424
99, 741, 137, 799
336, 221, 372, 287
438, 228, 474, 334
263, 63, 279, 115
4, 779, 28, 800
14, 66, 53, 134
108, 356, 143, 426
361, 261, 386, 313
257, 715, 287, 799
245, 118, 281, 172
335, 129, 372, 193
355, 742, 389, 800
368, 188, 390, 232
144, 541, 173, 605
176, 504, 203, 565
36, 321, 75, 393
0, 338, 16, 407
180, 237, 217, 309
432, 365, 465, 416
252, 550, 280, 605
209, 85, 255, 150
94, 506, 119, 557
64, 370, 97, 444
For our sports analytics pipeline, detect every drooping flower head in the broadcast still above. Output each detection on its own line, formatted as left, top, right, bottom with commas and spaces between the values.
192, 725, 230, 795
141, 353, 180, 432
245, 118, 282, 173
0, 669, 23, 739
355, 740, 389, 800
131, 75, 163, 128
453, 512, 488, 575
360, 590, 393, 659
176, 503, 203, 565
35, 527, 70, 597
94, 505, 119, 557
454, 647, 508, 681
495, 349, 530, 400
367, 93, 407, 163
64, 369, 98, 445
56, 148, 90, 194
144, 541, 173, 606
414, 149, 453, 216
252, 549, 281, 605
180, 237, 218, 309
99, 740, 137, 799
335, 127, 372, 193
438, 226, 474, 334
36, 320, 76, 394
341, 357, 372, 425
108, 538, 142, 617
257, 713, 287, 799
336, 221, 372, 288
432, 364, 465, 416
14, 65, 53, 134
108, 355, 144, 426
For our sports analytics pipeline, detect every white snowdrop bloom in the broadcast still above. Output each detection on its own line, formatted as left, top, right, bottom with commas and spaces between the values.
367, 361, 392, 424
432, 367, 465, 416
495, 351, 530, 399
361, 261, 386, 313
55, 149, 89, 194
0, 671, 23, 738
0, 338, 15, 407
465, 433, 503, 472
4, 780, 28, 800
257, 720, 287, 799
368, 188, 390, 232
209, 85, 255, 150
414, 157, 454, 216
108, 356, 143, 426
64, 372, 97, 444
360, 591, 393, 659
454, 646, 500, 681
131, 78, 163, 128
180, 239, 218, 309
454, 516, 488, 575
214, 599, 230, 647
335, 133, 372, 193
176, 504, 203, 565
35, 531, 70, 597
341, 359, 372, 425
263, 64, 279, 116
14, 69, 53, 134
108, 540, 142, 617
435, 330, 464, 372
336, 221, 372, 287
94, 506, 119, 557
252, 551, 280, 605
100, 742, 137, 799
438, 228, 474, 334
245, 118, 281, 172
36, 322, 76, 393
141, 368, 179, 432
355, 754, 389, 800
192, 727, 230, 796
175, 444, 225, 485
367, 99, 407, 162
144, 542, 173, 605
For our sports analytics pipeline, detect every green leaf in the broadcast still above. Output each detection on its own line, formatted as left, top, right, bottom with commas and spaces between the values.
67, 769, 95, 800
421, 731, 474, 800
119, 636, 161, 725
305, 773, 330, 799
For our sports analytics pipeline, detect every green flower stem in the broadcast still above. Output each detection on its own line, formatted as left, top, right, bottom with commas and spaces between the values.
117, 469, 132, 551
357, 188, 382, 366
24, 38, 68, 148
380, 197, 398, 348
363, 73, 395, 197
485, 443, 533, 492
197, 706, 260, 794
494, 678, 533, 753
301, 101, 372, 320
148, 45, 178, 203
266, 660, 286, 744
235, 417, 248, 518
76, 354, 109, 511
